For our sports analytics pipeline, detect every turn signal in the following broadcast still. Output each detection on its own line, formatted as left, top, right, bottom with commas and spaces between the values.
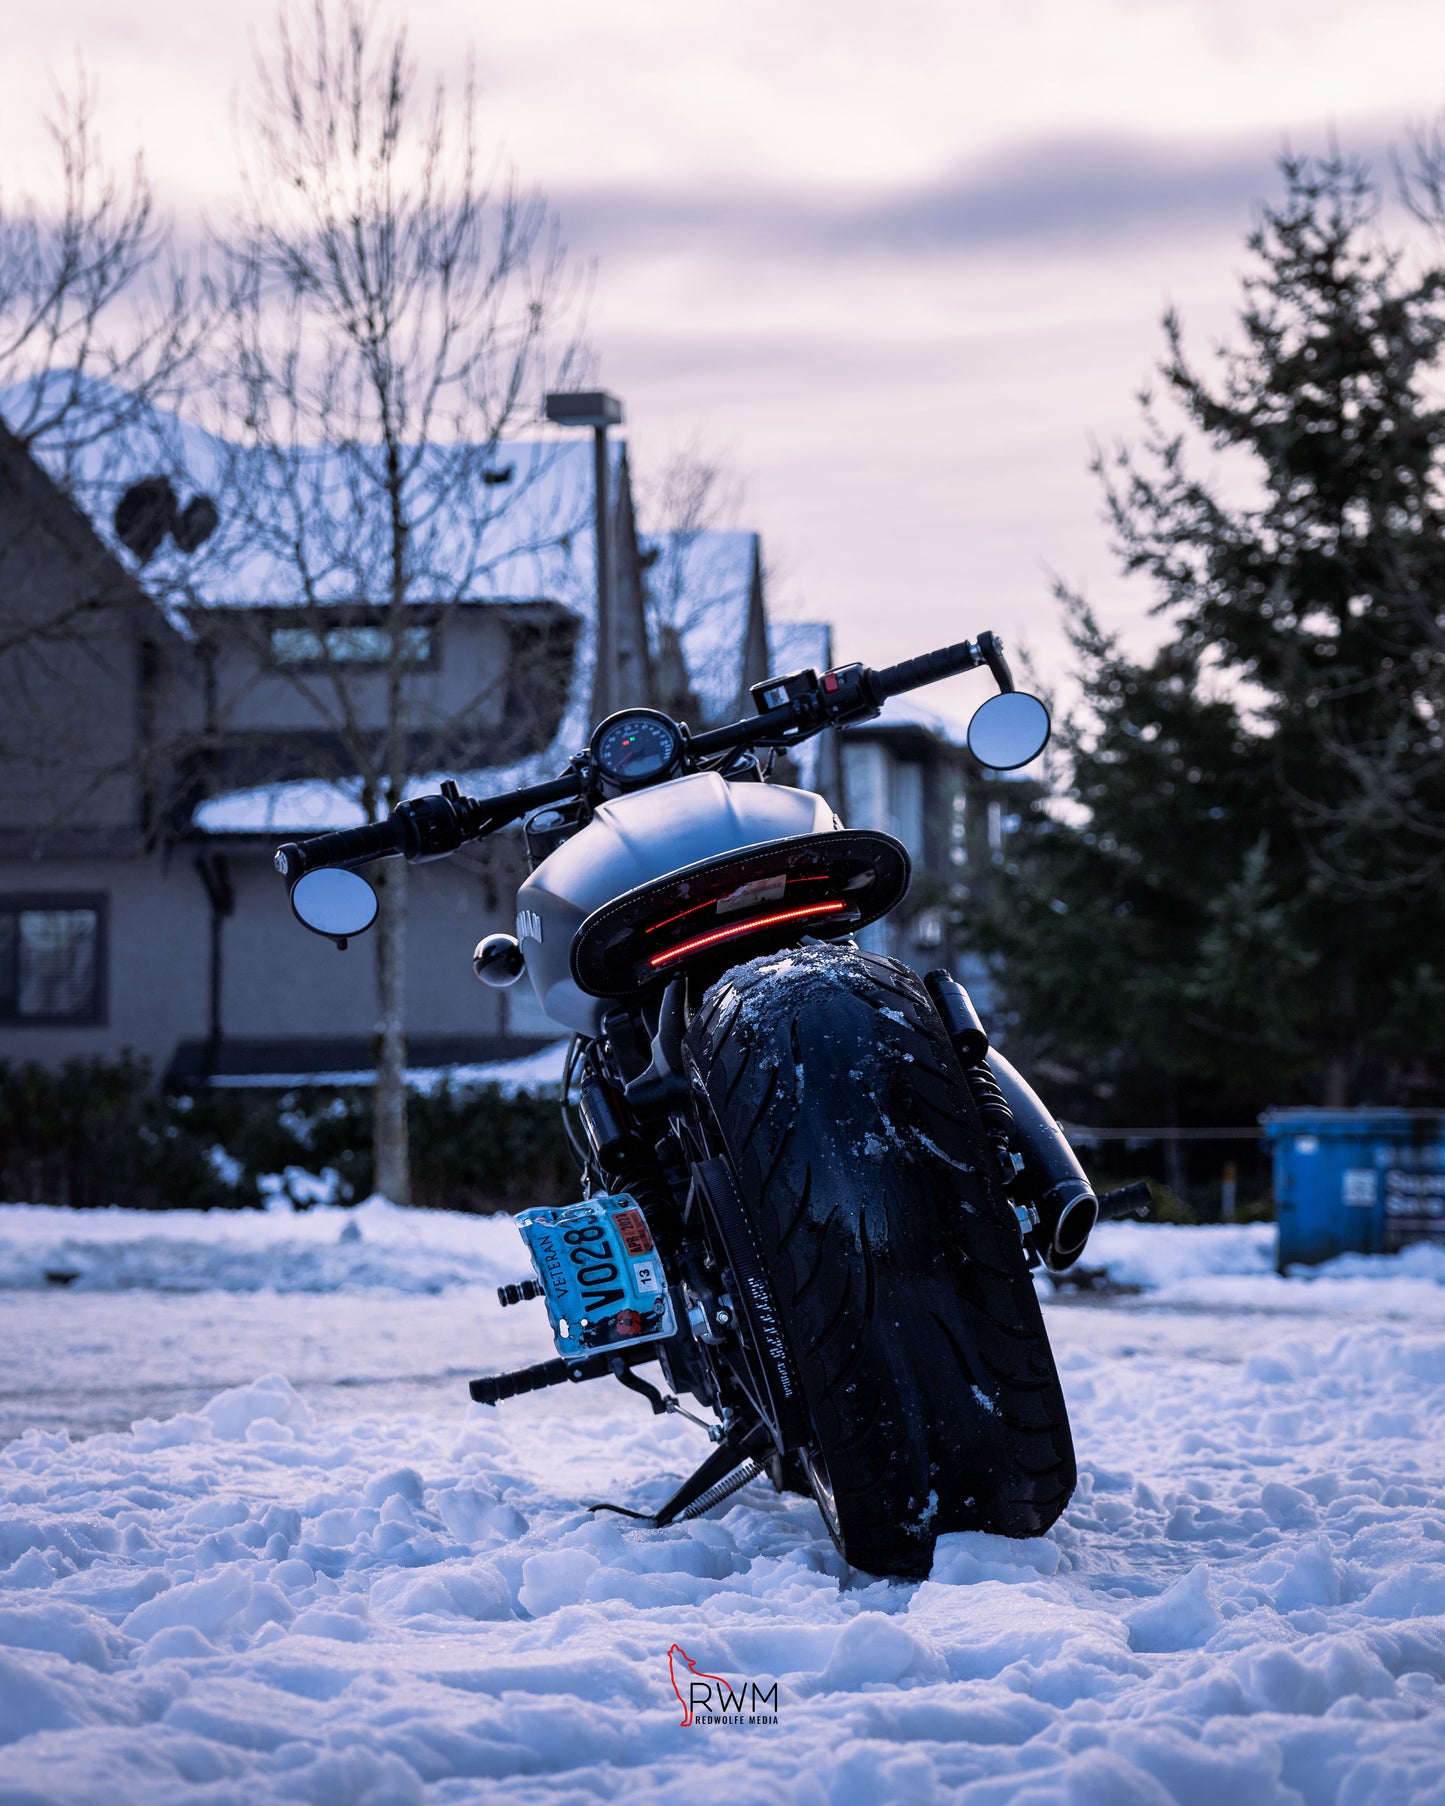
473, 933, 526, 987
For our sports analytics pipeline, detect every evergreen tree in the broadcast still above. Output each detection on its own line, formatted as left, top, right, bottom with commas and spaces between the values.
970, 156, 1445, 1117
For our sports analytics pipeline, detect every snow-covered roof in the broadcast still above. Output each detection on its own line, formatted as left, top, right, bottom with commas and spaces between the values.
6, 374, 825, 835
768, 619, 832, 678
3, 375, 605, 615
0, 380, 604, 835
647, 529, 760, 724
868, 690, 972, 747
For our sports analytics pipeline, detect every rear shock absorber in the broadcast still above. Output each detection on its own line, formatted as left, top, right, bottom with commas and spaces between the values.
924, 970, 1021, 1174
924, 970, 1098, 1272
576, 1067, 680, 1244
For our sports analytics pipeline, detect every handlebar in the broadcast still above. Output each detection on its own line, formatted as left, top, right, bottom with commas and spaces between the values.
274, 768, 582, 881
276, 629, 1018, 882
274, 816, 403, 879
871, 632, 1011, 699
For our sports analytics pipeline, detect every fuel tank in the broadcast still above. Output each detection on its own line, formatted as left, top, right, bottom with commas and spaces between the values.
516, 773, 839, 1036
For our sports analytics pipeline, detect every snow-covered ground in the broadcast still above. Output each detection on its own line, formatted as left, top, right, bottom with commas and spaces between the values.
2, 1202, 1444, 1803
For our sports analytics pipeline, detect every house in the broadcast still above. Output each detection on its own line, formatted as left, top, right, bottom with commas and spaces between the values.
821, 631, 1030, 1004
0, 412, 806, 1087
2, 386, 1008, 1089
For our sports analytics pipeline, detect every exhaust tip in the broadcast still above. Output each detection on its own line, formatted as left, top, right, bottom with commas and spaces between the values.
1047, 1190, 1099, 1271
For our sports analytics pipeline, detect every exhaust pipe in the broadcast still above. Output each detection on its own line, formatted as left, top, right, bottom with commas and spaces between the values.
984, 1050, 1098, 1271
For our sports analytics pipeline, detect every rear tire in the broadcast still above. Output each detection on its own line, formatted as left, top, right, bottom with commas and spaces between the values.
685, 942, 1075, 1577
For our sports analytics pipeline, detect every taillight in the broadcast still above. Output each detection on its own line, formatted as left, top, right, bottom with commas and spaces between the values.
646, 900, 847, 970
569, 829, 911, 998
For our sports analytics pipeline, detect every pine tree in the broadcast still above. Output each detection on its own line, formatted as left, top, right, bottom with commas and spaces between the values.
971, 155, 1445, 1117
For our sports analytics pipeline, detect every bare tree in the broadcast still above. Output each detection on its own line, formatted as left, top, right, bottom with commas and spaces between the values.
634, 439, 748, 722
204, 0, 588, 1204
0, 76, 198, 469
0, 73, 202, 648
0, 77, 207, 856
639, 440, 744, 638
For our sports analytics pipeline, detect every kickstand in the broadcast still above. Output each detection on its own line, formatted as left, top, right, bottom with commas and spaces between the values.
589, 1422, 771, 1527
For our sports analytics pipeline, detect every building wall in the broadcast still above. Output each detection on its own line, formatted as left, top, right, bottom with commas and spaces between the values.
164, 610, 517, 736
220, 840, 555, 1047
0, 426, 786, 1080
0, 837, 555, 1075
0, 442, 155, 842
0, 851, 212, 1073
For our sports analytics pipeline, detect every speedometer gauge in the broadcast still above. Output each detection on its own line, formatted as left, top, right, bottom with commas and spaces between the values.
592, 711, 683, 787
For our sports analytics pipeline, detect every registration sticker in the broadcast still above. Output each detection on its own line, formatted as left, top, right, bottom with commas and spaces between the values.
513, 1194, 676, 1359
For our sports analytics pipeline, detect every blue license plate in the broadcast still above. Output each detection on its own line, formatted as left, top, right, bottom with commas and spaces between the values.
513, 1194, 676, 1359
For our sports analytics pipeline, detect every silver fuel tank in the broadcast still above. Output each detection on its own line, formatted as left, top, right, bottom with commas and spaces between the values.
515, 773, 838, 1036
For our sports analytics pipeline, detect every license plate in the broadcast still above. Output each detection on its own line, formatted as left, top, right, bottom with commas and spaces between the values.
513, 1194, 676, 1359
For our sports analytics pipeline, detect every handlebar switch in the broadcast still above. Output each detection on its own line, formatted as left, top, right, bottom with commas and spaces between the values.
394, 792, 468, 862
750, 668, 818, 714
817, 662, 881, 728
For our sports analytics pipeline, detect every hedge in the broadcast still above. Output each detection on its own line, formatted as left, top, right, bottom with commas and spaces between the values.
0, 1056, 579, 1213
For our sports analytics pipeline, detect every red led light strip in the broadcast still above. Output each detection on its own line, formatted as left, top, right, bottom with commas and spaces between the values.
647, 900, 847, 969
644, 871, 834, 936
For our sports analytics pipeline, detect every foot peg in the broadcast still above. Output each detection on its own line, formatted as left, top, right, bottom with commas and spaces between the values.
468, 1352, 614, 1405
468, 1345, 678, 1408
1096, 1181, 1151, 1222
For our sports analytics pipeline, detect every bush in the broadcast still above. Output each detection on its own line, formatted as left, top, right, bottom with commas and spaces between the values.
0, 1056, 579, 1213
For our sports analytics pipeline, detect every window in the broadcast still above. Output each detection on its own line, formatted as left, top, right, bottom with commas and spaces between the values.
270, 624, 434, 666
0, 897, 106, 1025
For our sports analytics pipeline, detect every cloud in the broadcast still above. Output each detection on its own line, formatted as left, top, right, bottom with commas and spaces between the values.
552, 131, 1393, 266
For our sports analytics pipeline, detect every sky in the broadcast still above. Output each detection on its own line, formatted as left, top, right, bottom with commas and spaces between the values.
7, 1, 1445, 713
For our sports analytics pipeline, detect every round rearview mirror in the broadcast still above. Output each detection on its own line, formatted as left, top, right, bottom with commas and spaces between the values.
290, 867, 379, 942
967, 691, 1052, 771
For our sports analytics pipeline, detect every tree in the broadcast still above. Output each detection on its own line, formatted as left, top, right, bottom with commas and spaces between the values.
0, 74, 201, 651
0, 79, 207, 846
205, 1, 587, 1204
635, 440, 745, 721
966, 155, 1445, 1121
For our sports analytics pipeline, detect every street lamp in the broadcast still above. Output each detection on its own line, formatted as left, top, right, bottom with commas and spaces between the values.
544, 389, 625, 717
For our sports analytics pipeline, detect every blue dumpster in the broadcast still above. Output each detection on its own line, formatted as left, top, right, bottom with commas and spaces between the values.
1263, 1109, 1445, 1270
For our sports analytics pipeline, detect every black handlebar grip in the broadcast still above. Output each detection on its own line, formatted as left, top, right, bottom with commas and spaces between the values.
273, 816, 404, 880
869, 638, 984, 700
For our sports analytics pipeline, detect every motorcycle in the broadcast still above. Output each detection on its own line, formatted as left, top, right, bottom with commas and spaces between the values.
274, 632, 1147, 1577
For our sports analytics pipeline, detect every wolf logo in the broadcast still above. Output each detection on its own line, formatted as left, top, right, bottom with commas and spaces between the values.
668, 1643, 730, 1727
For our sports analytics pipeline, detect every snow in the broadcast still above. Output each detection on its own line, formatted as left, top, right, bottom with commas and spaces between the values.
7, 378, 606, 614
409, 1039, 571, 1098
202, 1039, 572, 1095
869, 689, 974, 745
2, 1215, 1445, 1802
0, 1197, 522, 1297
769, 619, 832, 679
1081, 1220, 1445, 1320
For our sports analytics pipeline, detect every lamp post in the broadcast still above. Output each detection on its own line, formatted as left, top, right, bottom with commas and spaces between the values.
544, 389, 625, 717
